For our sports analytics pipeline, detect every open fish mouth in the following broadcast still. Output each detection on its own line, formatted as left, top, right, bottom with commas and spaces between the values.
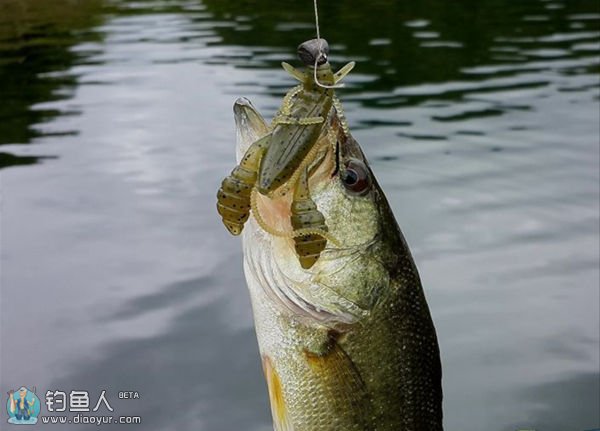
234, 97, 269, 164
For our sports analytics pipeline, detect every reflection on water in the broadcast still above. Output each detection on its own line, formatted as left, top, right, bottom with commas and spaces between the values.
0, 0, 104, 165
0, 0, 598, 430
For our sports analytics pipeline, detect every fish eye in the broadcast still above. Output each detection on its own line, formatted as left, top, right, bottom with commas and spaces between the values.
341, 159, 370, 194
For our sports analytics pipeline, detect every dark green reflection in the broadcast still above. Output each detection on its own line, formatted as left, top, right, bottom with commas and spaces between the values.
0, 0, 104, 168
0, 0, 598, 169
201, 0, 599, 101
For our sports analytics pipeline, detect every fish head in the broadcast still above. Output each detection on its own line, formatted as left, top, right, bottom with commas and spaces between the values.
236, 100, 399, 327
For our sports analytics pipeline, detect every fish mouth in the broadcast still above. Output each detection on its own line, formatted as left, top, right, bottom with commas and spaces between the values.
251, 138, 336, 238
234, 97, 269, 164
233, 97, 264, 126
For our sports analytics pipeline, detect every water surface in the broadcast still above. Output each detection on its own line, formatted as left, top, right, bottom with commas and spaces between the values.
1, 0, 599, 430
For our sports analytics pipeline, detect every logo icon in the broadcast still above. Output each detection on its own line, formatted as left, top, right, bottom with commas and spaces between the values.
6, 386, 40, 425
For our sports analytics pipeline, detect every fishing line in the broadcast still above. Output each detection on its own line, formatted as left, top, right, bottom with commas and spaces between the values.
312, 0, 344, 89
313, 0, 321, 42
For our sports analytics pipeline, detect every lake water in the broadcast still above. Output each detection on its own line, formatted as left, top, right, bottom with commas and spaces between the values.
1, 0, 599, 430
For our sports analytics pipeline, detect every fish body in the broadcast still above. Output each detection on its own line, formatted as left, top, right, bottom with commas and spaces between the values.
234, 99, 443, 431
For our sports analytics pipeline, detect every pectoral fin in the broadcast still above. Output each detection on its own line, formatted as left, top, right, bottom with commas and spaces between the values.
304, 337, 374, 431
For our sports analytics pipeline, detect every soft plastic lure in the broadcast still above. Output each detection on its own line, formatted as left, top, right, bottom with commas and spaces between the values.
217, 38, 354, 268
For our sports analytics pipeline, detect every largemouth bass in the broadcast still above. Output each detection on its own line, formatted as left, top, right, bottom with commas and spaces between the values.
233, 95, 443, 430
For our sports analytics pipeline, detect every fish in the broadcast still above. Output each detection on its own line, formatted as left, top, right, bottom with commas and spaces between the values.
233, 95, 443, 430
